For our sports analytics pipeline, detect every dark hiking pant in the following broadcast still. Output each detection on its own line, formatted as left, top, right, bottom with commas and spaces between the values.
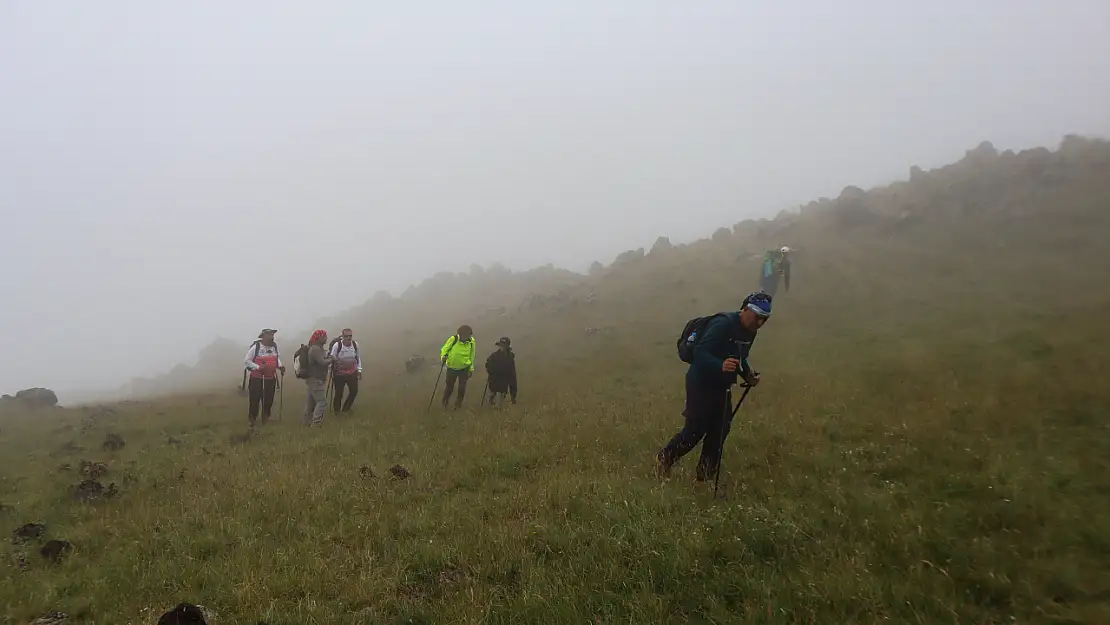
487, 377, 517, 407
248, 376, 278, 425
332, 374, 359, 413
441, 368, 471, 408
659, 378, 733, 481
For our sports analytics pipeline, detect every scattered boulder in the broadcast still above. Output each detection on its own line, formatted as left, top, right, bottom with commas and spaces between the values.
405, 355, 426, 374
167, 436, 184, 447
74, 479, 117, 503
102, 433, 125, 451
389, 464, 411, 480
40, 539, 73, 563
80, 460, 108, 479
157, 603, 209, 625
28, 611, 69, 625
650, 236, 673, 254
12, 522, 46, 544
359, 466, 376, 479
0, 387, 59, 409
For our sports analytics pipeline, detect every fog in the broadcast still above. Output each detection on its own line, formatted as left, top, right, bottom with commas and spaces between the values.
1, 1, 1108, 399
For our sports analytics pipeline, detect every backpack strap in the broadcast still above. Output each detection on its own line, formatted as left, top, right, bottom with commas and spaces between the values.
250, 340, 261, 362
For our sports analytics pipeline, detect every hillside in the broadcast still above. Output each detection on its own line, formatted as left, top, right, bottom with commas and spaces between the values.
3, 134, 1109, 624
127, 134, 1110, 400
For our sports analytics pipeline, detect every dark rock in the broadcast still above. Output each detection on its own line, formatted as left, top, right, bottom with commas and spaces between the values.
650, 236, 673, 253
167, 436, 184, 447
359, 466, 376, 478
102, 433, 125, 451
12, 522, 46, 544
40, 539, 73, 563
74, 479, 116, 502
389, 464, 411, 480
28, 611, 69, 624
156, 603, 208, 625
1, 387, 59, 408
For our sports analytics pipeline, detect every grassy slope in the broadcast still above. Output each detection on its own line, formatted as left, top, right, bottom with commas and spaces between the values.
3, 140, 1110, 624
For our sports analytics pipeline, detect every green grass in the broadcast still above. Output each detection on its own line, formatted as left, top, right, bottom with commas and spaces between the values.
4, 287, 1109, 624
4, 141, 1110, 623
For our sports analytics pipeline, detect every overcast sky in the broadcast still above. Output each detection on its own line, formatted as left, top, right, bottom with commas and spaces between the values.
2, 1, 1108, 399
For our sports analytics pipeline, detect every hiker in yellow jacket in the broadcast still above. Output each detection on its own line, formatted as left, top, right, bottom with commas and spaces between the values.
440, 325, 476, 409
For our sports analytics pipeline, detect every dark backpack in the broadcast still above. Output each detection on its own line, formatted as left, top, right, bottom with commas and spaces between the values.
676, 314, 725, 363
293, 344, 311, 379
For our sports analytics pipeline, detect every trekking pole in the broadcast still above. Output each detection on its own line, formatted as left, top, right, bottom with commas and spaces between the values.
278, 371, 284, 421
480, 378, 489, 407
426, 361, 445, 413
325, 367, 334, 414
714, 383, 752, 500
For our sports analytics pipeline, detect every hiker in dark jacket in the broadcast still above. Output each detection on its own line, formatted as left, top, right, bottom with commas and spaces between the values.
485, 337, 518, 407
301, 329, 334, 426
656, 291, 772, 482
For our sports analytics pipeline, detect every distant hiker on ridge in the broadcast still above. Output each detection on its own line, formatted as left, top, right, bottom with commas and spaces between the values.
484, 336, 518, 408
329, 328, 362, 415
243, 328, 284, 427
758, 246, 791, 297
440, 325, 476, 410
656, 291, 772, 483
296, 329, 333, 426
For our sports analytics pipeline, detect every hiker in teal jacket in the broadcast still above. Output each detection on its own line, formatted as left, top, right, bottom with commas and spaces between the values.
758, 246, 791, 297
440, 325, 476, 409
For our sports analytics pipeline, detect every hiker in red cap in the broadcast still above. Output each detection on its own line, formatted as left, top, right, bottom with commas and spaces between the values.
297, 329, 333, 426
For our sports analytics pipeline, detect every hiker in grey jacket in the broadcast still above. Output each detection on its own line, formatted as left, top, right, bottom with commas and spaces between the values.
301, 329, 334, 426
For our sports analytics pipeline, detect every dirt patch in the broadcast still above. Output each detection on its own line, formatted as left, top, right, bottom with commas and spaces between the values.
12, 522, 45, 544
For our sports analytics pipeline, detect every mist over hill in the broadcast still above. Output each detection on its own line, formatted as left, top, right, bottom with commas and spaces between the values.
112, 133, 1110, 402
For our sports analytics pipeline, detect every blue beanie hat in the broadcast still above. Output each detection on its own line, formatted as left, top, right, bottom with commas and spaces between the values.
743, 291, 773, 317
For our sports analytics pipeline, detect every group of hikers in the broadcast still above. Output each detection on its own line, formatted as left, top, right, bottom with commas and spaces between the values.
238, 245, 792, 488
240, 325, 519, 427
